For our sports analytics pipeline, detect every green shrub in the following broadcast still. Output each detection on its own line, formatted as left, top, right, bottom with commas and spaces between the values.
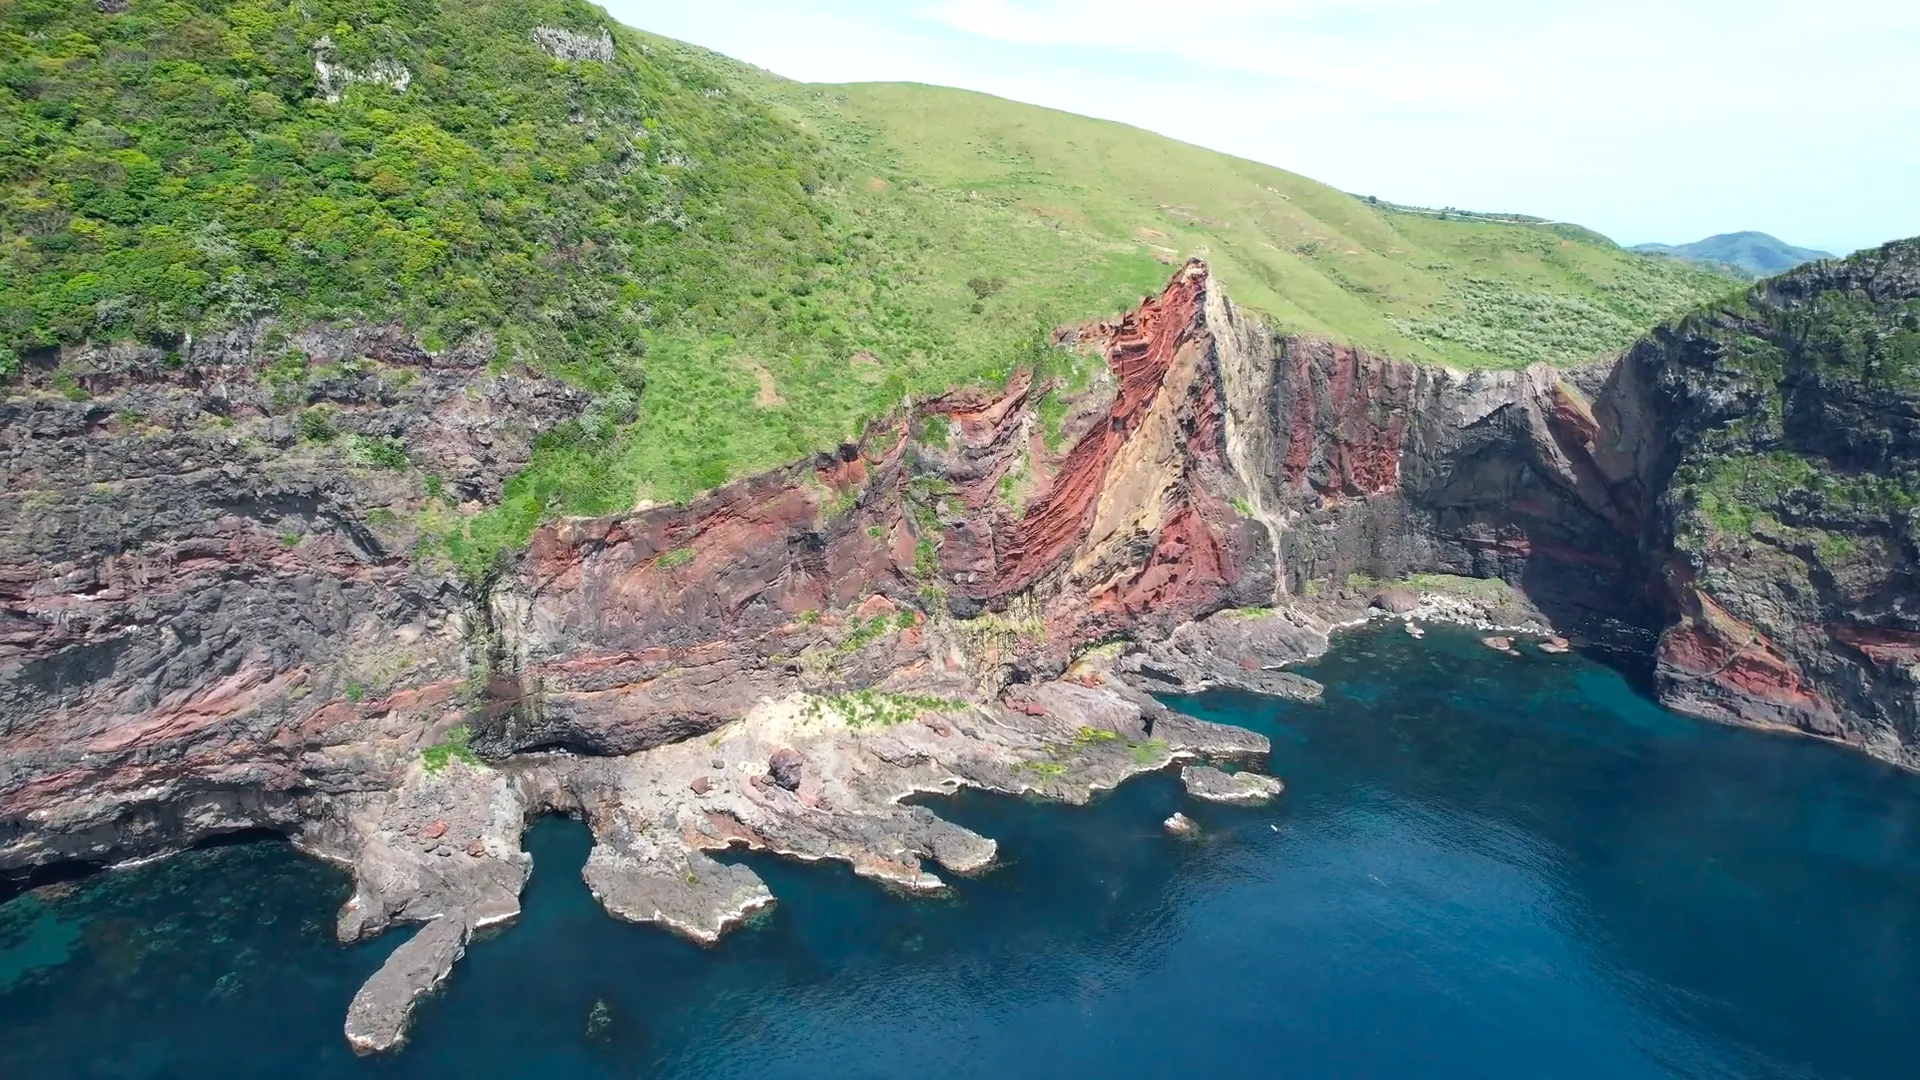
49, 371, 88, 401
349, 435, 408, 469
1034, 388, 1069, 451
837, 614, 894, 655
297, 408, 337, 443
421, 725, 479, 772
919, 414, 951, 448
1127, 739, 1169, 765
804, 689, 965, 728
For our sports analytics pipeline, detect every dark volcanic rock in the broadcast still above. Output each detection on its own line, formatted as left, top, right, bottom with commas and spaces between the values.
767, 749, 804, 792
1371, 588, 1422, 614
0, 322, 589, 871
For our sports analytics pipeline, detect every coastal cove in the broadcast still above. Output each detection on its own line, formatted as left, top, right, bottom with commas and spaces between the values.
4, 627, 1917, 1080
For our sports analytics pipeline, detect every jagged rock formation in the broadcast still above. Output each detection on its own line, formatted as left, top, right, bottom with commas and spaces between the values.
1624, 246, 1920, 762
4, 243, 1917, 1048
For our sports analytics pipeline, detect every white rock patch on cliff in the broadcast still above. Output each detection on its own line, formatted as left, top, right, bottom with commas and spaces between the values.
311, 36, 411, 104
531, 25, 615, 63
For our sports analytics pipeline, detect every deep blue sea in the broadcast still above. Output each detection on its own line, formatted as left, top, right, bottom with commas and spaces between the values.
5, 626, 1919, 1079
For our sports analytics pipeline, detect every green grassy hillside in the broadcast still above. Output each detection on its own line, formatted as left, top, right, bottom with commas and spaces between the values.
1, 0, 1738, 575
750, 79, 1737, 373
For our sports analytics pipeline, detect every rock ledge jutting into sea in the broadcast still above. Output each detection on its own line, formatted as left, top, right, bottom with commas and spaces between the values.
1181, 766, 1286, 805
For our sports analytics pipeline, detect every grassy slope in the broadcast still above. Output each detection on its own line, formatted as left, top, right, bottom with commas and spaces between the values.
1, 2, 1739, 577
742, 79, 1738, 370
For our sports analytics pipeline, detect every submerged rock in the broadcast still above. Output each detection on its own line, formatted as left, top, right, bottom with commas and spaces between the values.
585, 998, 613, 1042
1181, 766, 1284, 805
1163, 812, 1196, 836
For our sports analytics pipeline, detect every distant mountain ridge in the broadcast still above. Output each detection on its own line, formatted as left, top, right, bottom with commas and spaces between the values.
1631, 232, 1833, 278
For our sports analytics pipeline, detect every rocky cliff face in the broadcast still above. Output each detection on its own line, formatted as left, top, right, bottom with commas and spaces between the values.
1210, 240, 1920, 764
0, 324, 587, 870
1214, 239, 1920, 765
3, 245, 1917, 1048
1625, 245, 1920, 764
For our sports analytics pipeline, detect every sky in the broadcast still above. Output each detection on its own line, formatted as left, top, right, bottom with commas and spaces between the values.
605, 0, 1918, 256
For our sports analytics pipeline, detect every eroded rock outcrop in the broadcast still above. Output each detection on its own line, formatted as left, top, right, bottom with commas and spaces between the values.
1181, 765, 1284, 805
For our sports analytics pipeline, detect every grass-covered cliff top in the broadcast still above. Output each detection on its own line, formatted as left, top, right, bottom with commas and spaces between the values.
1, 0, 1740, 572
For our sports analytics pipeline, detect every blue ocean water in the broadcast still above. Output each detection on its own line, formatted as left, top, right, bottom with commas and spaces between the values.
4, 626, 1919, 1079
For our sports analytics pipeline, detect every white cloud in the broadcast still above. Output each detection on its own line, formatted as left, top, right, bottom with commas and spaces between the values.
607, 0, 1920, 254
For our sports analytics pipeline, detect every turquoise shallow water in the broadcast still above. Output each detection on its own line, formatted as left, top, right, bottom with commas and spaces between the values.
5, 625, 1920, 1079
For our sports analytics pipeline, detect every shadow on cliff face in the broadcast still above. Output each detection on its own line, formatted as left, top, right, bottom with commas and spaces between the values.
0, 828, 295, 908
0, 858, 99, 909
1515, 555, 1665, 697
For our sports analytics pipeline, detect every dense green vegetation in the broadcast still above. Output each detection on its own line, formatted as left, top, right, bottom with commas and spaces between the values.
2, 0, 1742, 576
1, 0, 845, 381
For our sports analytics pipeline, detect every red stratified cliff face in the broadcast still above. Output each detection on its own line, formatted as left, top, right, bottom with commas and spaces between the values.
10, 250, 1920, 886
1656, 577, 1836, 716
992, 262, 1213, 594
1276, 341, 1417, 498
484, 261, 1268, 756
985, 261, 1260, 636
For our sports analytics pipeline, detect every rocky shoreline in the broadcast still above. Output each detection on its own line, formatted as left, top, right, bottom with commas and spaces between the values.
327, 575, 1570, 1053
7, 247, 1919, 1051
323, 641, 1278, 1052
